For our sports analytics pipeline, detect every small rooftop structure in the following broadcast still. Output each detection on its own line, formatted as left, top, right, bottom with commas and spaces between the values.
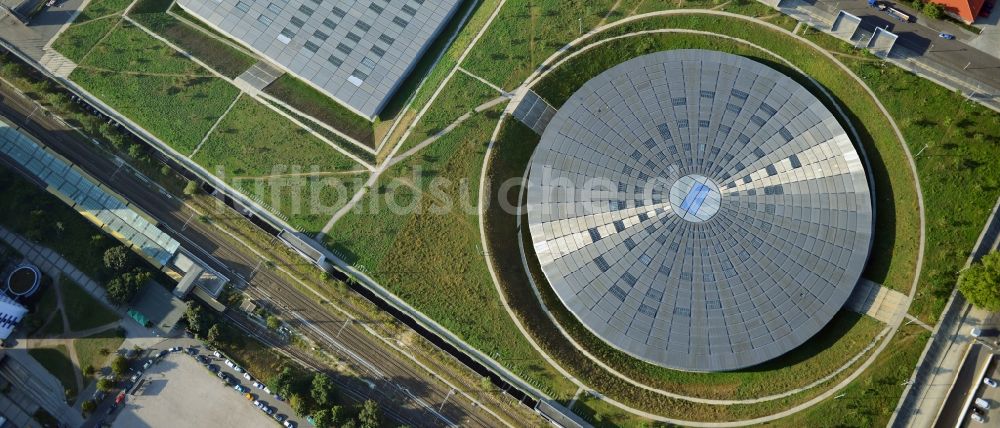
176, 0, 463, 119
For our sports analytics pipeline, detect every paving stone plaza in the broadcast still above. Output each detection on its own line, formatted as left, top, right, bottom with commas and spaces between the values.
526, 50, 874, 371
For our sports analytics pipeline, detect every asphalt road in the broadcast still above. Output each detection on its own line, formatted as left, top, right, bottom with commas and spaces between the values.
0, 79, 516, 427
809, 0, 1000, 89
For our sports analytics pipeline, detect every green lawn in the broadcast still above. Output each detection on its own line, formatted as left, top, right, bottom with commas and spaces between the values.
129, 12, 256, 78
325, 108, 578, 399
50, 16, 121, 63
67, 20, 239, 155
74, 0, 132, 22
461, 0, 619, 89
59, 275, 120, 332
398, 71, 502, 154
460, 0, 795, 91
773, 324, 930, 426
69, 68, 238, 155
192, 97, 366, 233
263, 75, 375, 147
39, 311, 66, 337
29, 346, 78, 401
73, 328, 126, 377
799, 31, 1000, 323
77, 21, 205, 75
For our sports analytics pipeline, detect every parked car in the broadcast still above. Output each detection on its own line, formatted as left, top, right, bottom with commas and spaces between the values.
975, 397, 991, 409
213, 350, 222, 358
142, 359, 153, 370
224, 359, 235, 368
217, 371, 228, 380
938, 32, 955, 40
264, 386, 272, 395
263, 406, 275, 416
207, 364, 220, 374
170, 347, 182, 352
283, 421, 296, 428
196, 355, 210, 365
243, 373, 252, 381
186, 348, 198, 356
971, 411, 985, 423
233, 365, 245, 374
252, 381, 264, 389
972, 327, 983, 337
244, 393, 255, 401
984, 377, 998, 388
234, 385, 249, 393
274, 414, 286, 423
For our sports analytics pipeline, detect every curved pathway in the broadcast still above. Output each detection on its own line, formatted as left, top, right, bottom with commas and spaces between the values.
476, 9, 926, 427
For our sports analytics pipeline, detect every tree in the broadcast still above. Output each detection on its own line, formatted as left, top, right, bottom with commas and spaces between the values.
312, 409, 333, 428
310, 373, 336, 407
97, 378, 113, 392
270, 367, 296, 397
912, 0, 924, 10
111, 355, 128, 377
105, 277, 130, 305
81, 399, 96, 414
206, 324, 222, 344
959, 252, 1000, 310
358, 399, 380, 428
185, 303, 208, 335
267, 315, 281, 330
289, 393, 309, 416
103, 246, 129, 272
184, 180, 200, 196
923, 1, 944, 18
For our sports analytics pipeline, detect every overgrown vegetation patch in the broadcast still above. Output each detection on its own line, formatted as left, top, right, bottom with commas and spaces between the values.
192, 97, 365, 233
264, 75, 376, 147
324, 110, 578, 398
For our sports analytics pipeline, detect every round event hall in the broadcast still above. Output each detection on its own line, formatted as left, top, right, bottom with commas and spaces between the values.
525, 50, 873, 372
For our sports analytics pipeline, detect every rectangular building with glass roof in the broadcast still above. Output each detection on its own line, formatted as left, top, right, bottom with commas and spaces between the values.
177, 0, 463, 119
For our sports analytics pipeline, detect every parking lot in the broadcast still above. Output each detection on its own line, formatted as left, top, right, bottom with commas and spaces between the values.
108, 342, 301, 428
962, 354, 1000, 427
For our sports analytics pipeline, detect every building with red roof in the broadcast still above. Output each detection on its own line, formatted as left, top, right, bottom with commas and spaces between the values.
932, 0, 986, 23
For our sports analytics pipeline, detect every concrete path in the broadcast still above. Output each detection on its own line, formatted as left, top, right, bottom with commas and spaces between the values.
843, 278, 908, 325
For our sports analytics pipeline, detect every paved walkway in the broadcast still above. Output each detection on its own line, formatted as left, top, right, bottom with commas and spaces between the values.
843, 278, 908, 325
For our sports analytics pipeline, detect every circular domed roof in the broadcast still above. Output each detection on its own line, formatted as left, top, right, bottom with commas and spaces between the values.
525, 50, 873, 371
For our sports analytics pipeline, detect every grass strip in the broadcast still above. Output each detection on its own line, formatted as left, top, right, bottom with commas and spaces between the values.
129, 11, 256, 78
263, 75, 375, 147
